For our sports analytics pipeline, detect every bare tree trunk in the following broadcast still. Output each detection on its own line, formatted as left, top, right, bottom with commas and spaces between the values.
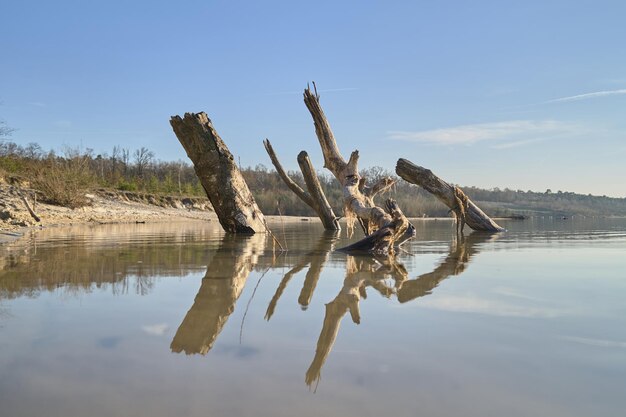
302, 85, 414, 254
396, 158, 504, 232
170, 112, 266, 234
263, 139, 340, 230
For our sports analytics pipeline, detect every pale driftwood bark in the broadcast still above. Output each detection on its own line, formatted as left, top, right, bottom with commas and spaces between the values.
396, 158, 505, 232
16, 188, 40, 222
302, 85, 414, 254
170, 112, 266, 234
297, 151, 340, 230
263, 139, 340, 230
170, 234, 265, 355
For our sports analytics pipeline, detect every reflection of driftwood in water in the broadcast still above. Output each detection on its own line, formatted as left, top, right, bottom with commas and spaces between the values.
265, 231, 339, 320
297, 233, 337, 308
305, 256, 406, 389
397, 233, 493, 303
306, 233, 493, 388
170, 234, 265, 355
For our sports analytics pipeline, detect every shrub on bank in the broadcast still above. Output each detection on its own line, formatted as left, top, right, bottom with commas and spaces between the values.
32, 155, 96, 208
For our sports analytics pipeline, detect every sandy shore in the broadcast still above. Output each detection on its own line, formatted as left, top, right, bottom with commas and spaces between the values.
0, 185, 220, 243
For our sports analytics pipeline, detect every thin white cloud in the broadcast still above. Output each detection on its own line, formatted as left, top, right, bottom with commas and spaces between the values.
142, 323, 169, 336
490, 286, 548, 302
490, 137, 548, 150
417, 294, 575, 318
546, 88, 626, 103
559, 335, 626, 349
387, 120, 575, 146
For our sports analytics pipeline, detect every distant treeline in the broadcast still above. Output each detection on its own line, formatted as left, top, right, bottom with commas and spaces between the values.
2, 140, 626, 216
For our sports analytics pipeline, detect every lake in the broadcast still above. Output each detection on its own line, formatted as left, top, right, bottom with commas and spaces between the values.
1, 218, 626, 417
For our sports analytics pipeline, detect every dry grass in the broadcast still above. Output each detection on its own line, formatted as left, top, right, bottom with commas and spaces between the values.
32, 155, 96, 208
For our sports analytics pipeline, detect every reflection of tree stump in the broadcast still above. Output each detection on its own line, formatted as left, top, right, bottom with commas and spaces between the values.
170, 113, 266, 234
396, 159, 504, 232
170, 234, 265, 355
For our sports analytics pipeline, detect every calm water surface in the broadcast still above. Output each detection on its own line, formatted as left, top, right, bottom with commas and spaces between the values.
1, 218, 625, 417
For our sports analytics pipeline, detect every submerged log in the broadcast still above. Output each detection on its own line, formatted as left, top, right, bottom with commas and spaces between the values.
170, 112, 266, 234
396, 158, 504, 232
302, 85, 415, 254
263, 139, 340, 230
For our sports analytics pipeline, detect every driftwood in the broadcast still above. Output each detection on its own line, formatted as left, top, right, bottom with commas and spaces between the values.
15, 188, 40, 222
396, 158, 504, 233
170, 112, 266, 234
263, 139, 340, 230
302, 85, 415, 254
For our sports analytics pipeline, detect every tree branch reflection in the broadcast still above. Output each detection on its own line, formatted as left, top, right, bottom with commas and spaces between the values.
306, 232, 492, 389
265, 231, 339, 320
306, 255, 407, 389
397, 232, 494, 303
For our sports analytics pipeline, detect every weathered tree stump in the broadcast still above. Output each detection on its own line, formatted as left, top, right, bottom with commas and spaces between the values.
263, 139, 340, 230
170, 112, 266, 234
302, 85, 415, 255
396, 158, 504, 232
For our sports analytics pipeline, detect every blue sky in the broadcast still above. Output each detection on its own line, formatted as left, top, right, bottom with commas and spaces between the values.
1, 0, 625, 196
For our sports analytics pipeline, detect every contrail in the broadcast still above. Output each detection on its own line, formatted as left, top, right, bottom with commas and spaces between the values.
546, 88, 626, 103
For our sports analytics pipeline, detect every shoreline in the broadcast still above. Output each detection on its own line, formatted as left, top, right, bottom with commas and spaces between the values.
0, 186, 218, 244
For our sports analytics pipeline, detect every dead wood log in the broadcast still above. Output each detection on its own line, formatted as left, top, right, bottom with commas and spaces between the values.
170, 112, 266, 234
263, 139, 340, 230
302, 84, 414, 254
396, 158, 505, 232
15, 187, 41, 222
